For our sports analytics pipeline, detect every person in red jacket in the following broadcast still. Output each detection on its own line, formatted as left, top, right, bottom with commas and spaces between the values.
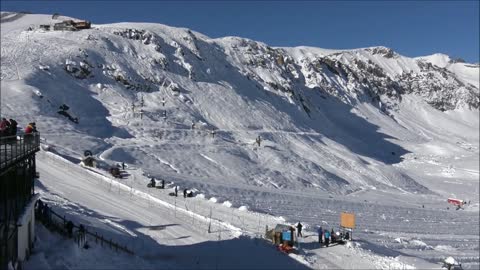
24, 122, 37, 143
0, 118, 9, 137
25, 122, 37, 134
25, 123, 34, 134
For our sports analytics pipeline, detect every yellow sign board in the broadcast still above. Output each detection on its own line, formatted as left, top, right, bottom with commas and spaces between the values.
340, 212, 355, 229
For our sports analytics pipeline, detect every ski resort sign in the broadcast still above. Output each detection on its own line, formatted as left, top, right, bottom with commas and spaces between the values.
340, 212, 356, 229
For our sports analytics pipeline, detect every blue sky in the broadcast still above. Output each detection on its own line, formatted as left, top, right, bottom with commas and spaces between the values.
2, 1, 479, 62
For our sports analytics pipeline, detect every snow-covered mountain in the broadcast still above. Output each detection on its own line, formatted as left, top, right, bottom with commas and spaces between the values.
1, 12, 478, 197
2, 12, 479, 269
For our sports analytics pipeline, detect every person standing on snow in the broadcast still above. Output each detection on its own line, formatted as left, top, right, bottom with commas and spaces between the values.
66, 220, 74, 238
318, 226, 323, 245
296, 222, 303, 237
149, 178, 156, 188
324, 230, 330, 247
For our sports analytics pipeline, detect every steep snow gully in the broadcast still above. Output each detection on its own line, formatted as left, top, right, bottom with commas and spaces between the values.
1, 12, 479, 269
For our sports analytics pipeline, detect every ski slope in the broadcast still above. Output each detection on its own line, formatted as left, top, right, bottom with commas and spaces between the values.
31, 150, 443, 269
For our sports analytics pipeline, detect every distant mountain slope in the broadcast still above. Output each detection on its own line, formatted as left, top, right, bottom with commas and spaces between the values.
1, 12, 478, 197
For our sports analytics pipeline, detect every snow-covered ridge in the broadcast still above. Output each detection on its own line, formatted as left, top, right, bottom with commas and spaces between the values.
1, 12, 478, 197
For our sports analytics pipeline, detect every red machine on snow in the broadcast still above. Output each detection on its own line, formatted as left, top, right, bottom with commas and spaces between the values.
447, 198, 466, 210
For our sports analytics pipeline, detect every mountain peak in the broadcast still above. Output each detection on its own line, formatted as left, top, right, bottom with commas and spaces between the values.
363, 46, 397, 58
415, 53, 452, 68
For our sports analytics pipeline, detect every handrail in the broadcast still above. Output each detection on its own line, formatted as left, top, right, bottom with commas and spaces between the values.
0, 133, 40, 173
38, 203, 134, 255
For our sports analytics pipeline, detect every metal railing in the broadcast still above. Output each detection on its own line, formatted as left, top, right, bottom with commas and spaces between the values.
36, 202, 134, 255
0, 133, 40, 174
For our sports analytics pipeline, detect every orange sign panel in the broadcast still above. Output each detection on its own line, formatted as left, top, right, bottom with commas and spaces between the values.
340, 212, 355, 229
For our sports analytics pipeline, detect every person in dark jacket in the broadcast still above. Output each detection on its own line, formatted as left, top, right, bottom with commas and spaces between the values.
36, 199, 44, 218
149, 178, 156, 188
296, 222, 303, 237
318, 226, 323, 244
331, 228, 336, 243
78, 224, 86, 247
66, 220, 74, 238
43, 204, 51, 225
175, 186, 178, 197
8, 119, 17, 136
183, 189, 187, 198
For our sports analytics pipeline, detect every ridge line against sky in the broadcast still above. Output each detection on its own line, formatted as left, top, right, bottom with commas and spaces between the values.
1, 0, 479, 62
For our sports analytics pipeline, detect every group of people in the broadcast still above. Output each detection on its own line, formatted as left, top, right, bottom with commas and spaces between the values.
147, 177, 194, 198
36, 199, 89, 248
317, 226, 350, 247
148, 177, 165, 189
67, 221, 88, 248
35, 199, 51, 226
0, 118, 38, 143
291, 223, 349, 248
0, 118, 18, 138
